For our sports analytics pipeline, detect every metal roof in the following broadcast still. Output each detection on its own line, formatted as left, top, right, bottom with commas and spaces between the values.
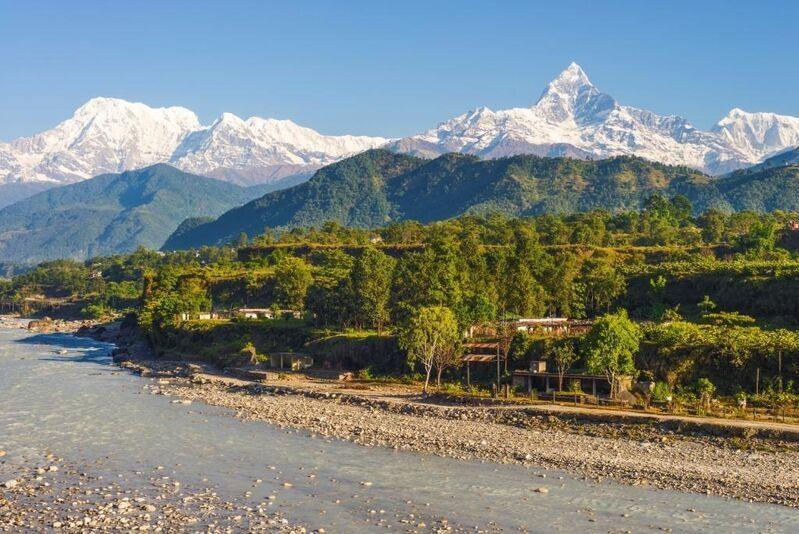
462, 354, 497, 363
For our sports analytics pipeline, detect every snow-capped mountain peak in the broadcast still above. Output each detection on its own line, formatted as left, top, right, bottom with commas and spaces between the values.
539, 62, 593, 99
390, 63, 799, 175
5, 97, 202, 184
712, 108, 799, 158
1, 98, 387, 188
534, 63, 616, 125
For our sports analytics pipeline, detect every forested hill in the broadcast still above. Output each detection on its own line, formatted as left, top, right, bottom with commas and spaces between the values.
0, 164, 269, 263
164, 148, 799, 250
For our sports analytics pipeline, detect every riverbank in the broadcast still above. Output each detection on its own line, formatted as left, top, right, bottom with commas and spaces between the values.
110, 356, 799, 509
64, 319, 799, 508
6, 319, 799, 532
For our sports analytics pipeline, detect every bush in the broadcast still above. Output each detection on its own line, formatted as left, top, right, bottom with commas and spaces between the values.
357, 366, 376, 380
82, 302, 107, 319
695, 377, 716, 399
651, 381, 672, 403
567, 379, 583, 393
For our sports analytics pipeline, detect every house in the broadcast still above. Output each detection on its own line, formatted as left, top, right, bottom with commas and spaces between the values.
514, 318, 592, 336
236, 308, 303, 320
177, 312, 221, 321
466, 318, 592, 338
511, 360, 631, 397
237, 308, 275, 319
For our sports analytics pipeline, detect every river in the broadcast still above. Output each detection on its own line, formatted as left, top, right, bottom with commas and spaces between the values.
1, 326, 797, 532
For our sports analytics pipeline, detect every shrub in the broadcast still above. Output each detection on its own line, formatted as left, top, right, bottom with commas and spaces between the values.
651, 381, 672, 403
567, 379, 583, 393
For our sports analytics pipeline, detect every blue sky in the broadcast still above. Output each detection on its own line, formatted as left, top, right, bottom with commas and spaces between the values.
1, 0, 797, 140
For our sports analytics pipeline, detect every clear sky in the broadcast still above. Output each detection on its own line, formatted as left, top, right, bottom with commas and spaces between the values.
1, 0, 797, 140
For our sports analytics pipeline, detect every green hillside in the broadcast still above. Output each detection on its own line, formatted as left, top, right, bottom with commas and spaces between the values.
0, 164, 267, 263
165, 148, 799, 250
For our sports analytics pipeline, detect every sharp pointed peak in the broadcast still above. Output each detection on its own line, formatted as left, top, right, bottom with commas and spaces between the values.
549, 62, 593, 89
565, 61, 586, 73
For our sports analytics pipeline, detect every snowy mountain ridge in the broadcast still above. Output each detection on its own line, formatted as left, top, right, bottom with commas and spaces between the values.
390, 63, 799, 175
0, 97, 388, 188
2, 63, 798, 200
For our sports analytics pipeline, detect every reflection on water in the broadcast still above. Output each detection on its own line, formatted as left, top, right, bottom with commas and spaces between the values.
1, 327, 797, 532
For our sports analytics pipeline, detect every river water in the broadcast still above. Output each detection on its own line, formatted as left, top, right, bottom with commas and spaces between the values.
1, 326, 797, 532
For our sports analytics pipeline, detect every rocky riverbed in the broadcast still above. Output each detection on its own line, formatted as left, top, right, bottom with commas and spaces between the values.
119, 359, 799, 509
0, 452, 301, 532
0, 315, 92, 334
50, 318, 799, 511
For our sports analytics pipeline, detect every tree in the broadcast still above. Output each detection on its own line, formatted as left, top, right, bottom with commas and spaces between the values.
648, 275, 667, 320
350, 247, 395, 334
767, 329, 799, 393
550, 343, 578, 391
695, 378, 716, 411
583, 310, 641, 398
495, 317, 516, 378
697, 295, 716, 316
545, 252, 585, 318
459, 292, 497, 332
698, 209, 726, 243
500, 225, 549, 317
501, 261, 547, 317
738, 219, 779, 256
582, 258, 624, 315
390, 245, 463, 324
273, 256, 313, 310
397, 306, 461, 394
669, 195, 693, 225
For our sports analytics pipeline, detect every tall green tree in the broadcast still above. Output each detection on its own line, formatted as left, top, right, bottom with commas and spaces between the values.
391, 244, 463, 324
397, 306, 461, 393
550, 342, 578, 392
273, 256, 313, 310
581, 258, 624, 316
351, 247, 395, 334
583, 310, 641, 398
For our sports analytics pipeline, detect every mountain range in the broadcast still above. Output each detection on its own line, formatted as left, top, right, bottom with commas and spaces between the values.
2, 63, 798, 209
389, 63, 799, 176
0, 97, 387, 207
162, 149, 799, 250
0, 165, 275, 263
